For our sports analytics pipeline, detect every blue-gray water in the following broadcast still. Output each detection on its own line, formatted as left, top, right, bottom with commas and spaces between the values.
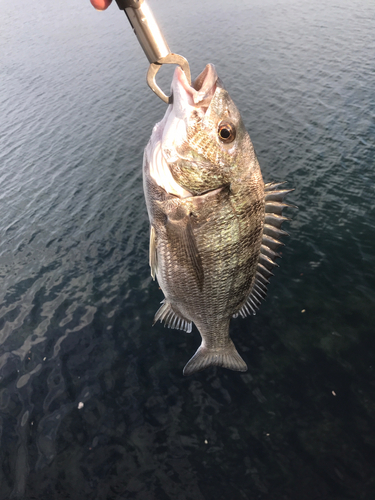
1, 0, 375, 498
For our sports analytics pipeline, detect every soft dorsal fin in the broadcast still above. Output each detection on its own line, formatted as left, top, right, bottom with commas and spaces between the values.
153, 300, 192, 333
233, 181, 294, 319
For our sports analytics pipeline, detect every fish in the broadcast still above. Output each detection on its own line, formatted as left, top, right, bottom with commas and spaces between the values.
143, 63, 292, 376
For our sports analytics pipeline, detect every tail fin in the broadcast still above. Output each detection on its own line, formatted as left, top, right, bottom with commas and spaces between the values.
183, 340, 247, 376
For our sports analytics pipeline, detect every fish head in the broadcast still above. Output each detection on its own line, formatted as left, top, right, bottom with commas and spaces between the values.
161, 64, 255, 196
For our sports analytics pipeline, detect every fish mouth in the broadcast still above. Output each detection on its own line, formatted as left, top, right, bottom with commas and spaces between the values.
161, 64, 219, 166
171, 64, 218, 113
156, 64, 219, 198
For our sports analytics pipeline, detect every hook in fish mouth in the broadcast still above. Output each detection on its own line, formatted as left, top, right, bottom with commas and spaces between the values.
166, 64, 218, 126
147, 58, 218, 109
174, 63, 218, 107
147, 53, 191, 103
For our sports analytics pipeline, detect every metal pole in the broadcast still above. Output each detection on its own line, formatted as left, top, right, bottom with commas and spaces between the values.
114, 0, 191, 103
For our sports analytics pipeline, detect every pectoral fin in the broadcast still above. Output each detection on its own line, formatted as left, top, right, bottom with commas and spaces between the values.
166, 217, 204, 290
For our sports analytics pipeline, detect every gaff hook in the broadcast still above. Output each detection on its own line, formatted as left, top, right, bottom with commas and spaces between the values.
114, 0, 191, 103
147, 54, 191, 103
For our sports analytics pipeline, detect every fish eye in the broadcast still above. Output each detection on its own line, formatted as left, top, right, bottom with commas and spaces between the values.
218, 121, 236, 143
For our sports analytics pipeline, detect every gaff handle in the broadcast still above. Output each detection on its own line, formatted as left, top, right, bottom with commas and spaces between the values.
114, 0, 170, 64
114, 0, 191, 103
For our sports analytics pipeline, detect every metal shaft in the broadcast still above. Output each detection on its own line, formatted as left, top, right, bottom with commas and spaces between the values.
114, 0, 170, 63
114, 0, 191, 103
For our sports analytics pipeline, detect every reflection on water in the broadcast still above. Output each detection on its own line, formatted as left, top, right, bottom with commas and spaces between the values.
1, 0, 375, 498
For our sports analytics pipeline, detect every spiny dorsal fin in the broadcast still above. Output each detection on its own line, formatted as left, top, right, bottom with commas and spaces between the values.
263, 224, 289, 238
259, 253, 280, 269
153, 300, 192, 333
265, 213, 289, 228
265, 200, 295, 215
265, 183, 294, 205
257, 262, 274, 279
234, 181, 293, 320
264, 181, 287, 191
265, 189, 294, 201
234, 294, 260, 318
262, 233, 284, 250
260, 244, 280, 260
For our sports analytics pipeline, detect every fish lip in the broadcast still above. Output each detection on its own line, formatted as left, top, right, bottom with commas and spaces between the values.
172, 64, 218, 109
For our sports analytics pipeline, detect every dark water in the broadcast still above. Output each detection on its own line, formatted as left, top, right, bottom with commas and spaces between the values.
1, 0, 375, 498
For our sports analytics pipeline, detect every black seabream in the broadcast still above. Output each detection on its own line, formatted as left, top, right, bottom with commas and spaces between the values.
143, 64, 292, 376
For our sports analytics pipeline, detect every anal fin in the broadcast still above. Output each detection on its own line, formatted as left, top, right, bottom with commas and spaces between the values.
153, 300, 192, 333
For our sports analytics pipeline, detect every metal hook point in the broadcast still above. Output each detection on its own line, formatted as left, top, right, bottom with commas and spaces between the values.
147, 54, 191, 104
